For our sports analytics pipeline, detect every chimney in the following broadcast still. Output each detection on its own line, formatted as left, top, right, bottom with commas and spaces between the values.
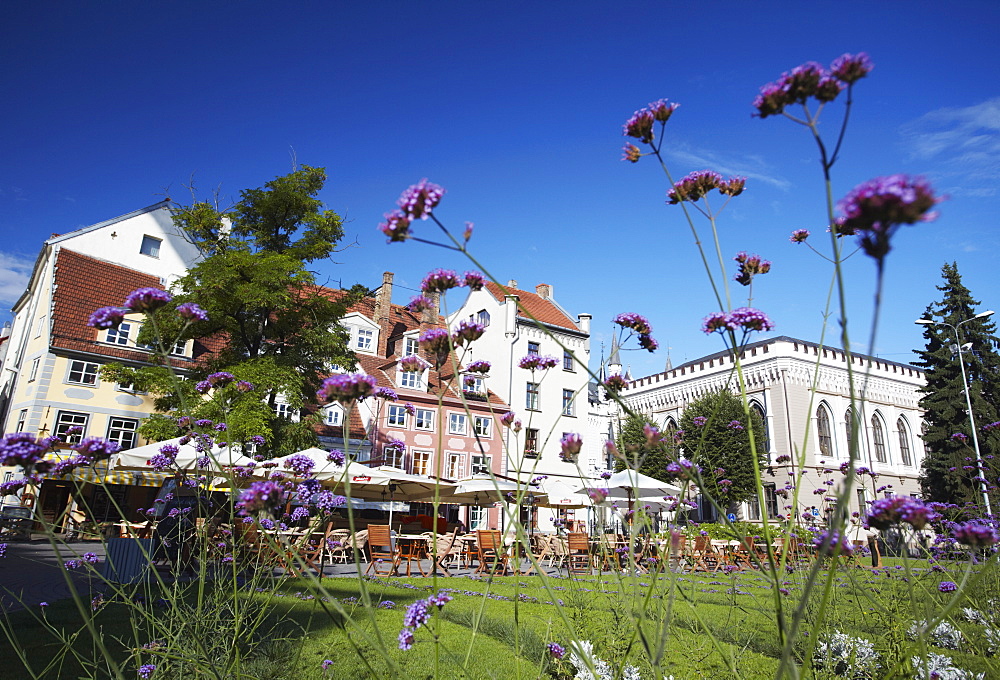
422, 292, 440, 325
507, 279, 518, 289
577, 313, 591, 334
535, 283, 552, 299
374, 271, 393, 325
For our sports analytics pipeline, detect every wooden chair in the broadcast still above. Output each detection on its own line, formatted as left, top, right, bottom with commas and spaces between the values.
566, 532, 592, 575
426, 529, 462, 575
690, 536, 723, 572
475, 529, 510, 575
365, 525, 398, 576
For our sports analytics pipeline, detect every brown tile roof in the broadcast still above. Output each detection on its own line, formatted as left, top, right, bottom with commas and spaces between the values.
483, 281, 579, 331
50, 249, 218, 367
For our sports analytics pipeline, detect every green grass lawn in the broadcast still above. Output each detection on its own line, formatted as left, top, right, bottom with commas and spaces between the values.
2, 559, 997, 679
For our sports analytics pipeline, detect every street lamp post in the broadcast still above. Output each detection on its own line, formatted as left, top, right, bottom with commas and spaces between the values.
916, 310, 995, 517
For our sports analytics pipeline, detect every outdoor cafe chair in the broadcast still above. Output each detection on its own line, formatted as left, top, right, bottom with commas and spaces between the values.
425, 528, 462, 576
566, 532, 592, 575
475, 529, 511, 575
690, 536, 723, 573
365, 525, 398, 576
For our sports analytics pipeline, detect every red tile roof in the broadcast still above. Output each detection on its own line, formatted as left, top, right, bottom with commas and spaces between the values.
50, 249, 218, 367
483, 281, 578, 330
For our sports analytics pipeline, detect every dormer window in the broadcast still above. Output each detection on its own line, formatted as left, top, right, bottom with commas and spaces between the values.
325, 405, 343, 426
105, 321, 133, 346
404, 337, 419, 357
356, 328, 374, 351
477, 310, 490, 327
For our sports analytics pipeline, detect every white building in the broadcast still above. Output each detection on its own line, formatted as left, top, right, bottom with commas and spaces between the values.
618, 336, 927, 523
449, 279, 608, 529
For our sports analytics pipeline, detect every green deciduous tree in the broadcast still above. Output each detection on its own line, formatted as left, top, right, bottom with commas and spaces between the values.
915, 262, 1000, 512
615, 411, 676, 483
677, 389, 767, 506
104, 167, 360, 455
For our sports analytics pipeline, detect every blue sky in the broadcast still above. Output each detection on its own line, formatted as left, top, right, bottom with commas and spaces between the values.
2, 1, 999, 379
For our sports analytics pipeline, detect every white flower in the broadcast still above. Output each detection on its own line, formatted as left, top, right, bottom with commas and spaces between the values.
908, 620, 964, 650
911, 652, 984, 680
813, 631, 879, 678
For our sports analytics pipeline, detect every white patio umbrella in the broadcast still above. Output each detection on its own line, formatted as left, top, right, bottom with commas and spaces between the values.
372, 466, 458, 528
576, 470, 682, 500
111, 436, 256, 472
437, 475, 544, 506
536, 478, 592, 509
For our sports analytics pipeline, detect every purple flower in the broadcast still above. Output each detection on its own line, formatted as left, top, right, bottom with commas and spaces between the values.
463, 271, 485, 291
397, 179, 444, 221
729, 307, 775, 332
403, 599, 431, 628
812, 530, 854, 558
952, 522, 999, 547
176, 302, 208, 322
547, 642, 566, 659
693, 416, 707, 427
614, 312, 652, 335
427, 591, 452, 608
452, 320, 485, 346
0, 543, 6, 558
938, 581, 958, 593
124, 288, 172, 312
559, 433, 582, 460
790, 229, 810, 243
727, 420, 744, 431
321, 660, 333, 671
88, 306, 126, 329
837, 175, 943, 259
284, 454, 316, 477
398, 627, 415, 650
379, 210, 411, 242
312, 491, 346, 513
407, 294, 434, 313
374, 386, 398, 401
500, 411, 517, 427
667, 170, 725, 204
138, 664, 156, 679
418, 327, 451, 366
622, 143, 642, 162
317, 373, 377, 404
950, 432, 969, 443
0, 433, 49, 468
327, 449, 346, 466
207, 372, 235, 387
236, 381, 255, 392
466, 360, 491, 374
623, 108, 656, 144
72, 436, 121, 460
602, 374, 628, 393
420, 269, 461, 294
830, 52, 873, 84
638, 334, 658, 352
518, 355, 559, 371
586, 488, 609, 504
403, 402, 416, 416
290, 506, 310, 521
237, 481, 287, 515
733, 252, 771, 286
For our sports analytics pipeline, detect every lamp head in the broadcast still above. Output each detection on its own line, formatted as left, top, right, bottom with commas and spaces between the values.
976, 310, 995, 319
915, 318, 934, 325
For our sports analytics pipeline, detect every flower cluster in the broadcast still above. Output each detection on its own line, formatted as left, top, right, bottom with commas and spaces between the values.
452, 320, 485, 346
622, 98, 679, 145
559, 433, 582, 461
398, 592, 452, 650
812, 530, 854, 558
465, 360, 491, 374
124, 287, 173, 312
399, 355, 428, 373
702, 307, 775, 334
753, 53, 872, 118
236, 481, 287, 515
317, 373, 377, 404
0, 433, 50, 468
176, 302, 209, 321
667, 171, 746, 204
951, 521, 999, 547
283, 454, 316, 477
518, 354, 559, 371
813, 631, 879, 679
837, 174, 943, 259
463, 271, 485, 290
789, 229, 810, 243
87, 306, 126, 329
865, 496, 938, 530
602, 373, 628, 393
407, 294, 434, 313
420, 269, 462, 294
379, 179, 445, 242
418, 327, 452, 366
733, 252, 771, 286
908, 620, 964, 650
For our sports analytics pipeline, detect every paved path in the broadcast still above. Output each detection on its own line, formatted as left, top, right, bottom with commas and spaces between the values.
1, 537, 107, 612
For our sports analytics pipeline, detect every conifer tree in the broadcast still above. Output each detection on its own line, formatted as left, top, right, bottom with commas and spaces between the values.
615, 411, 675, 482
915, 262, 1000, 513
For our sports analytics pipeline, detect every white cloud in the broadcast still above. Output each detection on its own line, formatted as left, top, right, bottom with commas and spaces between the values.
665, 145, 792, 192
900, 98, 1000, 196
0, 252, 34, 308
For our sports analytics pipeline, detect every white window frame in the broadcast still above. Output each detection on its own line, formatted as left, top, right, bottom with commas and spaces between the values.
384, 443, 405, 469
35, 315, 46, 338
16, 409, 28, 432
464, 375, 484, 394
325, 406, 343, 426
387, 404, 408, 428
105, 321, 133, 346
449, 412, 468, 435
355, 327, 374, 351
470, 505, 488, 530
400, 369, 426, 390
562, 389, 575, 417
116, 380, 146, 395
404, 337, 419, 357
471, 453, 492, 476
169, 339, 188, 356
563, 350, 574, 371
411, 449, 432, 476
106, 417, 139, 450
414, 408, 435, 431
67, 360, 100, 386
527, 341, 540, 356
526, 382, 539, 410
54, 411, 89, 443
28, 357, 40, 382
140, 235, 162, 258
473, 416, 492, 438
476, 310, 490, 327
446, 452, 465, 479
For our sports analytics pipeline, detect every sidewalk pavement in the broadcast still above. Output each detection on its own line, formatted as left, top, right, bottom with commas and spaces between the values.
1, 536, 107, 613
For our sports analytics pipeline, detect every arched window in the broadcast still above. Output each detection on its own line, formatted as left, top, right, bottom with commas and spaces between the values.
921, 422, 931, 456
871, 414, 888, 463
844, 408, 856, 459
897, 417, 912, 466
816, 405, 833, 458
750, 401, 770, 452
